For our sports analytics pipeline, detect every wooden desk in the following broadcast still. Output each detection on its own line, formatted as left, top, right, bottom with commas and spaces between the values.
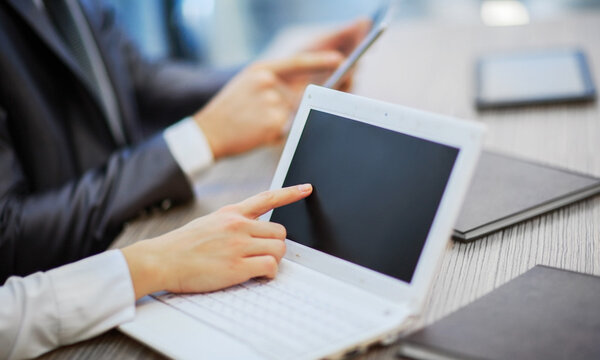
40, 12, 600, 360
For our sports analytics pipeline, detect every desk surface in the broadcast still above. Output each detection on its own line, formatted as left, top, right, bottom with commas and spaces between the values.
39, 12, 600, 360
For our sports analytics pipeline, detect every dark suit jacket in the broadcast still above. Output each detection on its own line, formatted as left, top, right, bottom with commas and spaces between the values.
0, 0, 232, 282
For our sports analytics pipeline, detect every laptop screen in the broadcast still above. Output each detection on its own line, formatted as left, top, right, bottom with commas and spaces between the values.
271, 110, 459, 283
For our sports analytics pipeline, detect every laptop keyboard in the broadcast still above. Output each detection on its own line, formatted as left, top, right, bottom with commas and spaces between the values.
154, 262, 386, 359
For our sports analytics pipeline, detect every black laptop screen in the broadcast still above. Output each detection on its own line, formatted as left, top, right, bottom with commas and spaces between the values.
270, 110, 459, 283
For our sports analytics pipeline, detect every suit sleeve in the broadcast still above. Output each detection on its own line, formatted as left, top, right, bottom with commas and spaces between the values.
0, 250, 135, 360
119, 15, 239, 130
0, 115, 194, 281
129, 53, 239, 129
79, 0, 239, 133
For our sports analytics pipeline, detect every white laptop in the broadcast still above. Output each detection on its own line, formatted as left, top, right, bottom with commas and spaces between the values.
120, 85, 485, 360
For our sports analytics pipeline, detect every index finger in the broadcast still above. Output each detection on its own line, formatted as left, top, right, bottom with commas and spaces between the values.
262, 52, 343, 76
308, 19, 371, 55
237, 184, 313, 219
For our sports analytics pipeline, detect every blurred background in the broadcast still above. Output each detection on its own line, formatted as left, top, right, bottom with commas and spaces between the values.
103, 0, 600, 68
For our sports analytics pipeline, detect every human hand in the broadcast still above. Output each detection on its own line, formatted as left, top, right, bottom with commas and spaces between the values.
121, 184, 313, 300
269, 19, 372, 113
193, 52, 343, 159
304, 19, 371, 92
307, 18, 371, 57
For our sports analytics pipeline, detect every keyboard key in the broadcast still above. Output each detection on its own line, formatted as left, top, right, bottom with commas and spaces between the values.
154, 271, 379, 359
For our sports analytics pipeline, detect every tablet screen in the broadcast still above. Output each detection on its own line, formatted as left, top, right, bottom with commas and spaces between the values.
271, 110, 458, 282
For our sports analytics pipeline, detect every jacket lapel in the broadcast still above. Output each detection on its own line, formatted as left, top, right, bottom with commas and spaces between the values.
6, 0, 106, 113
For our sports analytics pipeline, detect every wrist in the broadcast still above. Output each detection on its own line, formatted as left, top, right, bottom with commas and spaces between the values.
193, 110, 226, 160
121, 240, 166, 300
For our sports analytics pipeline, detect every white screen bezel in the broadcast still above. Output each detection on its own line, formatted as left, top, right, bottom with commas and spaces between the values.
260, 85, 484, 310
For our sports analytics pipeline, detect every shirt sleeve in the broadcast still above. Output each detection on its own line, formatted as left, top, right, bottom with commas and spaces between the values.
0, 250, 136, 360
163, 117, 215, 183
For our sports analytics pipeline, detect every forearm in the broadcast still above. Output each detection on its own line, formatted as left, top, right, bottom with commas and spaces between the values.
133, 60, 239, 130
0, 250, 135, 360
0, 135, 194, 281
121, 239, 168, 300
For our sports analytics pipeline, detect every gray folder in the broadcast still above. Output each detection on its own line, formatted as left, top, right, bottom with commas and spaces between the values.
398, 266, 600, 360
454, 151, 600, 242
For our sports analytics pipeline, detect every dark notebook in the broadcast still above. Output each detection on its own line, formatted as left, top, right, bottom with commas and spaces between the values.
398, 266, 600, 360
454, 151, 600, 242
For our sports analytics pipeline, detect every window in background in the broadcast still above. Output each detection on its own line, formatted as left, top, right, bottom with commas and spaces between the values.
106, 0, 600, 68
175, 0, 383, 67
105, 0, 389, 67
174, 0, 251, 67
103, 0, 171, 60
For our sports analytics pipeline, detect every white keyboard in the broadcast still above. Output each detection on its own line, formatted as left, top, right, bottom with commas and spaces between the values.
154, 262, 385, 359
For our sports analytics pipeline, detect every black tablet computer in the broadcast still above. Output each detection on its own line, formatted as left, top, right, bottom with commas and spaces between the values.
475, 49, 596, 109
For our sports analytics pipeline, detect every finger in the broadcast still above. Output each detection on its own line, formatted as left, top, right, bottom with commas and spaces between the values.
270, 83, 296, 110
245, 220, 287, 239
241, 255, 279, 279
336, 67, 356, 92
237, 184, 313, 219
309, 18, 372, 55
278, 69, 333, 95
242, 238, 287, 260
258, 78, 299, 111
337, 75, 354, 92
263, 52, 344, 76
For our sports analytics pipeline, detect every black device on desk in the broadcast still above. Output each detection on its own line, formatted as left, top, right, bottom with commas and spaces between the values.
475, 49, 596, 109
453, 151, 600, 242
398, 266, 600, 360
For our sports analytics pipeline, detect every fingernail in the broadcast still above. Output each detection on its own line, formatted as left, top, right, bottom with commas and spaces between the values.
329, 52, 343, 61
297, 184, 312, 193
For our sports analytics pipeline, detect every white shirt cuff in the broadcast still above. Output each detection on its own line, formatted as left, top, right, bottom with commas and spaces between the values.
48, 250, 136, 345
164, 117, 214, 183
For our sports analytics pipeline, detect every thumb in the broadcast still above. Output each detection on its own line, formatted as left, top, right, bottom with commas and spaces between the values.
309, 18, 372, 55
262, 51, 344, 76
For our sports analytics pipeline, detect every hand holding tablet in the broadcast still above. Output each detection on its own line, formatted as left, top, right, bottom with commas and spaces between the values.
323, 1, 396, 89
